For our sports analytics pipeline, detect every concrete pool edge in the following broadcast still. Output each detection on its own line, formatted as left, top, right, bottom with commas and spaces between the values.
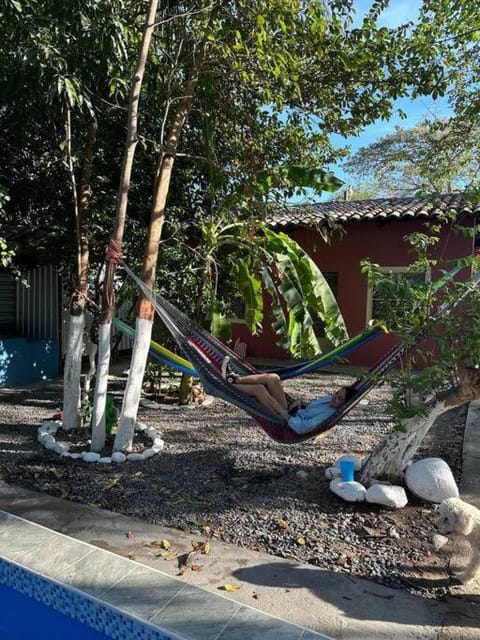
0, 510, 331, 640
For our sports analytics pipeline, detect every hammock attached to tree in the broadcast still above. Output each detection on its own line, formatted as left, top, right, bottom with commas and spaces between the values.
120, 260, 478, 444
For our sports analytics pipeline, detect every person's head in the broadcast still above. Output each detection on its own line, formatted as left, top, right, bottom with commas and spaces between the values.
329, 385, 356, 408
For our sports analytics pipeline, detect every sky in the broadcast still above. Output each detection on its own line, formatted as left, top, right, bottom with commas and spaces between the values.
322, 0, 453, 192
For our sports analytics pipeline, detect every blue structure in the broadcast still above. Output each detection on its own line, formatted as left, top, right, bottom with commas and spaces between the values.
0, 266, 61, 386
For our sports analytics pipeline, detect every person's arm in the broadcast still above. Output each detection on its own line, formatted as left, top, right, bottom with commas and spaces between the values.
288, 397, 335, 434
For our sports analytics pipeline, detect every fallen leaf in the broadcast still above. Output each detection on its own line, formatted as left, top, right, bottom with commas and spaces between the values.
127, 553, 136, 560
177, 565, 187, 576
145, 538, 171, 549
191, 540, 201, 550
201, 541, 210, 555
252, 592, 261, 600
222, 584, 240, 592
104, 478, 120, 490
277, 519, 289, 529
297, 537, 306, 545
125, 530, 134, 538
191, 564, 203, 572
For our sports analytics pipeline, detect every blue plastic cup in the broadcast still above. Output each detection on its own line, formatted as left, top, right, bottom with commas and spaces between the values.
339, 460, 355, 482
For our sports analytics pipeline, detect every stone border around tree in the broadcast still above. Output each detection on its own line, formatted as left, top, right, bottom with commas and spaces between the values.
37, 420, 164, 464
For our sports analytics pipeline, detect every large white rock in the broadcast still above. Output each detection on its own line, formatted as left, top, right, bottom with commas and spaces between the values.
330, 479, 366, 502
366, 484, 408, 509
111, 452, 127, 464
404, 457, 459, 503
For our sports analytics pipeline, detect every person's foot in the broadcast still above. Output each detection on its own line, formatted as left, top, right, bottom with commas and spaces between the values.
221, 356, 238, 384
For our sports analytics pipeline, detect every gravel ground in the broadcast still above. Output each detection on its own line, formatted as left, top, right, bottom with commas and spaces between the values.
0, 366, 467, 600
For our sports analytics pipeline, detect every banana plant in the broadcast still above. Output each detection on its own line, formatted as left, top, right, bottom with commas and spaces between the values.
195, 162, 348, 358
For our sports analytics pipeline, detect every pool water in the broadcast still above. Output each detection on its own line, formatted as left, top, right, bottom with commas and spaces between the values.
0, 583, 111, 640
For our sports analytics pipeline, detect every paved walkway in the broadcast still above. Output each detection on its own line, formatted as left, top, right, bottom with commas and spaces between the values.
1, 401, 480, 639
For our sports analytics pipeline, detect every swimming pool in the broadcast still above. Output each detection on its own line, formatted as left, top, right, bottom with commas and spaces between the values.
0, 558, 179, 640
1, 583, 110, 639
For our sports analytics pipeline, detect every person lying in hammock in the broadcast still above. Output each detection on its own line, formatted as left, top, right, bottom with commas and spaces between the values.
221, 356, 355, 430
288, 384, 356, 434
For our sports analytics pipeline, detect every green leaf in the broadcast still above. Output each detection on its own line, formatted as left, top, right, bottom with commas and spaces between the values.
235, 259, 263, 333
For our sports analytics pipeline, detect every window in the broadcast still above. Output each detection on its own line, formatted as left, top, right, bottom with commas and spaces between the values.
366, 267, 428, 323
0, 271, 16, 334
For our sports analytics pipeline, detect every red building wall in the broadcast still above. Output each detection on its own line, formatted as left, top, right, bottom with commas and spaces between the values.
232, 217, 475, 367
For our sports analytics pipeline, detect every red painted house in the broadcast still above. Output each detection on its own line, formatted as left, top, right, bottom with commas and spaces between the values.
231, 193, 480, 368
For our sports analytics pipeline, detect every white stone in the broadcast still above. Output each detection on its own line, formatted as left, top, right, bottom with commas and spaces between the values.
126, 453, 144, 462
53, 442, 70, 455
146, 428, 158, 439
135, 421, 148, 432
69, 453, 83, 460
296, 470, 309, 479
42, 434, 56, 449
98, 457, 112, 464
432, 533, 449, 551
38, 431, 50, 443
330, 479, 366, 502
152, 437, 163, 447
325, 466, 341, 480
39, 420, 60, 434
151, 441, 165, 453
335, 454, 362, 471
141, 448, 156, 459
82, 451, 100, 463
404, 457, 459, 504
366, 484, 408, 509
111, 452, 127, 463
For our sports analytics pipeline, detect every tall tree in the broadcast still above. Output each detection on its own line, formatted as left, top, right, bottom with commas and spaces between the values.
110, 0, 458, 452
343, 119, 480, 198
91, 0, 160, 452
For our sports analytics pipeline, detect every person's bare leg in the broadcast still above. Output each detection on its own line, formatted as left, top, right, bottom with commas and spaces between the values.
235, 382, 290, 420
235, 373, 288, 410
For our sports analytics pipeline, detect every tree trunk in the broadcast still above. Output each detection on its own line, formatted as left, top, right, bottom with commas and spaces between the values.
62, 103, 97, 429
359, 400, 451, 485
361, 365, 480, 486
91, 0, 159, 451
62, 313, 85, 430
114, 10, 215, 452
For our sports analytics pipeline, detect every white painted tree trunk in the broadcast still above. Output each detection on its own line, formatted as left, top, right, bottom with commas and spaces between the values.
90, 322, 112, 452
62, 313, 85, 431
113, 317, 153, 453
359, 400, 451, 485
